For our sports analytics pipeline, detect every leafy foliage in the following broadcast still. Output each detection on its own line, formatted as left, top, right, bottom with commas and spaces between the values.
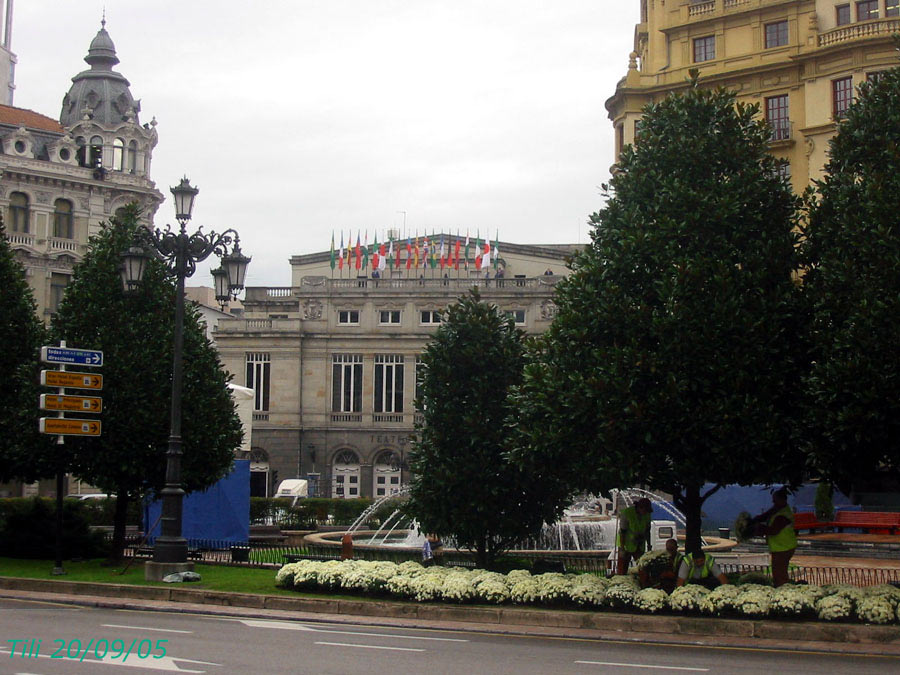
0, 497, 108, 559
50, 204, 242, 557
407, 291, 570, 568
0, 222, 57, 483
801, 64, 900, 494
513, 80, 806, 551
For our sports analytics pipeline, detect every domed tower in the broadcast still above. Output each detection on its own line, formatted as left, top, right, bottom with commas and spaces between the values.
59, 18, 160, 190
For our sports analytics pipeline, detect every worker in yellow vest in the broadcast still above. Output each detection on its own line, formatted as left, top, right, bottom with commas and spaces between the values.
752, 487, 796, 587
677, 548, 730, 589
616, 497, 653, 575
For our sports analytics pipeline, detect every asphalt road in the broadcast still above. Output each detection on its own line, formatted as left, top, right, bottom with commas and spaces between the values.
0, 597, 895, 674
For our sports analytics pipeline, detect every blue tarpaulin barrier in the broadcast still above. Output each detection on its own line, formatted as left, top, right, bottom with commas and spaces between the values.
144, 460, 250, 544
699, 482, 853, 530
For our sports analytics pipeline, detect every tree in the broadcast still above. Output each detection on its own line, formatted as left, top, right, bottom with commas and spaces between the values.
407, 291, 570, 568
513, 77, 806, 553
0, 220, 57, 484
51, 204, 242, 560
801, 62, 900, 495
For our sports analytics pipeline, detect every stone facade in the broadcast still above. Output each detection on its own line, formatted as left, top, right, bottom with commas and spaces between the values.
1, 20, 163, 322
213, 241, 576, 498
606, 0, 900, 190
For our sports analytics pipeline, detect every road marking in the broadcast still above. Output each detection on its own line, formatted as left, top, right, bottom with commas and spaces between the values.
314, 641, 424, 652
237, 619, 468, 641
102, 624, 194, 634
576, 662, 709, 672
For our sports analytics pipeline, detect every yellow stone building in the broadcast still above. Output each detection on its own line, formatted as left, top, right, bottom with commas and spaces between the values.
606, 0, 900, 189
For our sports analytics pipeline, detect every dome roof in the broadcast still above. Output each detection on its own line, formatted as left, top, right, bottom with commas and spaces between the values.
59, 20, 140, 128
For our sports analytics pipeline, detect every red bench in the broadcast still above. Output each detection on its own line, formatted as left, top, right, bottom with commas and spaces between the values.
793, 512, 829, 533
827, 510, 900, 535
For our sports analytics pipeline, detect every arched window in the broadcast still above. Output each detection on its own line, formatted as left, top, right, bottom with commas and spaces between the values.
128, 140, 138, 173
373, 451, 401, 497
112, 138, 125, 171
89, 136, 103, 168
332, 450, 360, 499
53, 199, 74, 239
75, 136, 87, 167
7, 192, 29, 233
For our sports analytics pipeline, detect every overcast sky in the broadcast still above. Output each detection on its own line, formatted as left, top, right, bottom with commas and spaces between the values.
13, 1, 637, 287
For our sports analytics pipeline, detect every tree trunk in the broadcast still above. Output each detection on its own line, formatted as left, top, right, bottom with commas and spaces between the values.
681, 485, 704, 555
106, 491, 129, 564
475, 538, 488, 569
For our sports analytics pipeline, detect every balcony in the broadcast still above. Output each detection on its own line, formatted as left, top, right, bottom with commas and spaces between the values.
818, 18, 900, 48
5, 231, 35, 248
49, 237, 78, 253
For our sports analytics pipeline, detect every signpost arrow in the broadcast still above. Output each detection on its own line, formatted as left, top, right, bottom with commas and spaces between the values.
39, 418, 102, 436
39, 394, 103, 413
41, 346, 103, 367
40, 370, 103, 390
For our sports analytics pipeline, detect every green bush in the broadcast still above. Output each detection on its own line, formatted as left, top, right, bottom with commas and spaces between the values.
249, 497, 374, 528
815, 482, 835, 521
0, 497, 108, 559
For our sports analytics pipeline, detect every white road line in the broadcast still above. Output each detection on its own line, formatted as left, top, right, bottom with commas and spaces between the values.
314, 641, 425, 652
102, 624, 194, 634
237, 619, 468, 642
576, 661, 709, 672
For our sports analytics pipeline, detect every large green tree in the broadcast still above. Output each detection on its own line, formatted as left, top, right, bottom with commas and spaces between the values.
0, 221, 57, 483
801, 63, 900, 495
408, 291, 570, 568
51, 205, 242, 560
514, 77, 806, 552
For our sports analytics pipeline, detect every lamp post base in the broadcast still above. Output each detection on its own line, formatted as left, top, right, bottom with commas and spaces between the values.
144, 561, 195, 581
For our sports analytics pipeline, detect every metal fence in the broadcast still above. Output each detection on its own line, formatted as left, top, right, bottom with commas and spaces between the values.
719, 563, 900, 587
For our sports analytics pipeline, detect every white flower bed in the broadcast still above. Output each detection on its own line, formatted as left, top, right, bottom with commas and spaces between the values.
274, 560, 900, 624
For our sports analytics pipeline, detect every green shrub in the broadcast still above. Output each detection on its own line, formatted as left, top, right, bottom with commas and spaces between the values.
814, 482, 835, 521
249, 497, 374, 528
0, 497, 108, 559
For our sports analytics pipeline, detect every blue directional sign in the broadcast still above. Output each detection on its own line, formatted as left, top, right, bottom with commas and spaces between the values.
41, 346, 104, 367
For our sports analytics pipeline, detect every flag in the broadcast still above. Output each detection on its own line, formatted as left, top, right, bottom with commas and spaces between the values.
338, 232, 345, 270
474, 231, 482, 271
345, 231, 351, 268
464, 231, 470, 269
372, 233, 380, 270
355, 232, 362, 270
439, 234, 446, 269
363, 232, 370, 269
429, 232, 437, 269
492, 231, 500, 269
378, 240, 387, 271
481, 235, 491, 271
422, 234, 428, 269
395, 236, 402, 269
388, 237, 395, 269
454, 232, 462, 270
406, 236, 413, 270
330, 231, 336, 270
414, 233, 420, 269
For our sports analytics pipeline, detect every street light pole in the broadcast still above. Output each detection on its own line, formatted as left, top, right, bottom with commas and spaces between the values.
120, 177, 250, 569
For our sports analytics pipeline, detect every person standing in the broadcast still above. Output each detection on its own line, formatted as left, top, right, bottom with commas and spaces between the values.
616, 497, 653, 575
752, 487, 796, 587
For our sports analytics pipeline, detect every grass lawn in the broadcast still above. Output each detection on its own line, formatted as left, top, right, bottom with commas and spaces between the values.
0, 558, 365, 601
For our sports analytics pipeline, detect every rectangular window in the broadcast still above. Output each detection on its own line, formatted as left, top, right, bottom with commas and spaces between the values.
857, 0, 878, 20
775, 161, 791, 183
50, 273, 69, 313
332, 354, 363, 412
764, 21, 789, 48
836, 4, 851, 25
504, 310, 526, 325
374, 355, 404, 413
338, 310, 359, 324
246, 352, 271, 411
420, 310, 442, 325
693, 36, 715, 63
887, 0, 899, 17
765, 94, 790, 141
867, 71, 886, 83
833, 77, 853, 119
379, 310, 401, 325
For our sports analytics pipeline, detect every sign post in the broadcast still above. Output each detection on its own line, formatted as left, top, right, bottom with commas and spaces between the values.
39, 342, 103, 576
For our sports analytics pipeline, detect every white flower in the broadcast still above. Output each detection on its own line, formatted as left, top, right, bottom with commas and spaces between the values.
856, 597, 896, 625
816, 595, 853, 621
441, 571, 477, 603
293, 560, 325, 589
409, 572, 447, 602
634, 588, 668, 613
669, 585, 710, 613
534, 573, 574, 604
608, 574, 640, 589
699, 584, 741, 616
507, 569, 532, 583
275, 562, 301, 588
736, 587, 773, 618
475, 578, 510, 604
510, 577, 542, 604
605, 583, 636, 610
769, 585, 816, 618
864, 585, 900, 609
567, 574, 608, 607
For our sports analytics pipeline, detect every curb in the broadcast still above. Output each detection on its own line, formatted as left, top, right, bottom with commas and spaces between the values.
2, 576, 899, 649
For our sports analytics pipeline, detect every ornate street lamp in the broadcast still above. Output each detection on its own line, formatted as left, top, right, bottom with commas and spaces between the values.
121, 177, 250, 570
210, 266, 230, 310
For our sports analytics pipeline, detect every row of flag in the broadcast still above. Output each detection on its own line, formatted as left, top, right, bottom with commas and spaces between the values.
329, 231, 500, 272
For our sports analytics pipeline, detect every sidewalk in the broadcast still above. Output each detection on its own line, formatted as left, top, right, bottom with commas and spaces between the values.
2, 576, 900, 657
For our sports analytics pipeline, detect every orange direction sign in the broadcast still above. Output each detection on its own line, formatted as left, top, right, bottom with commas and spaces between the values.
39, 418, 101, 436
41, 370, 103, 390
40, 394, 102, 413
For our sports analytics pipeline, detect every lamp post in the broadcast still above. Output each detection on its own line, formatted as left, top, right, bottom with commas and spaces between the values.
120, 177, 250, 568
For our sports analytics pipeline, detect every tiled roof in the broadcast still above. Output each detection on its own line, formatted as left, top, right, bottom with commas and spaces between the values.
0, 104, 65, 133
